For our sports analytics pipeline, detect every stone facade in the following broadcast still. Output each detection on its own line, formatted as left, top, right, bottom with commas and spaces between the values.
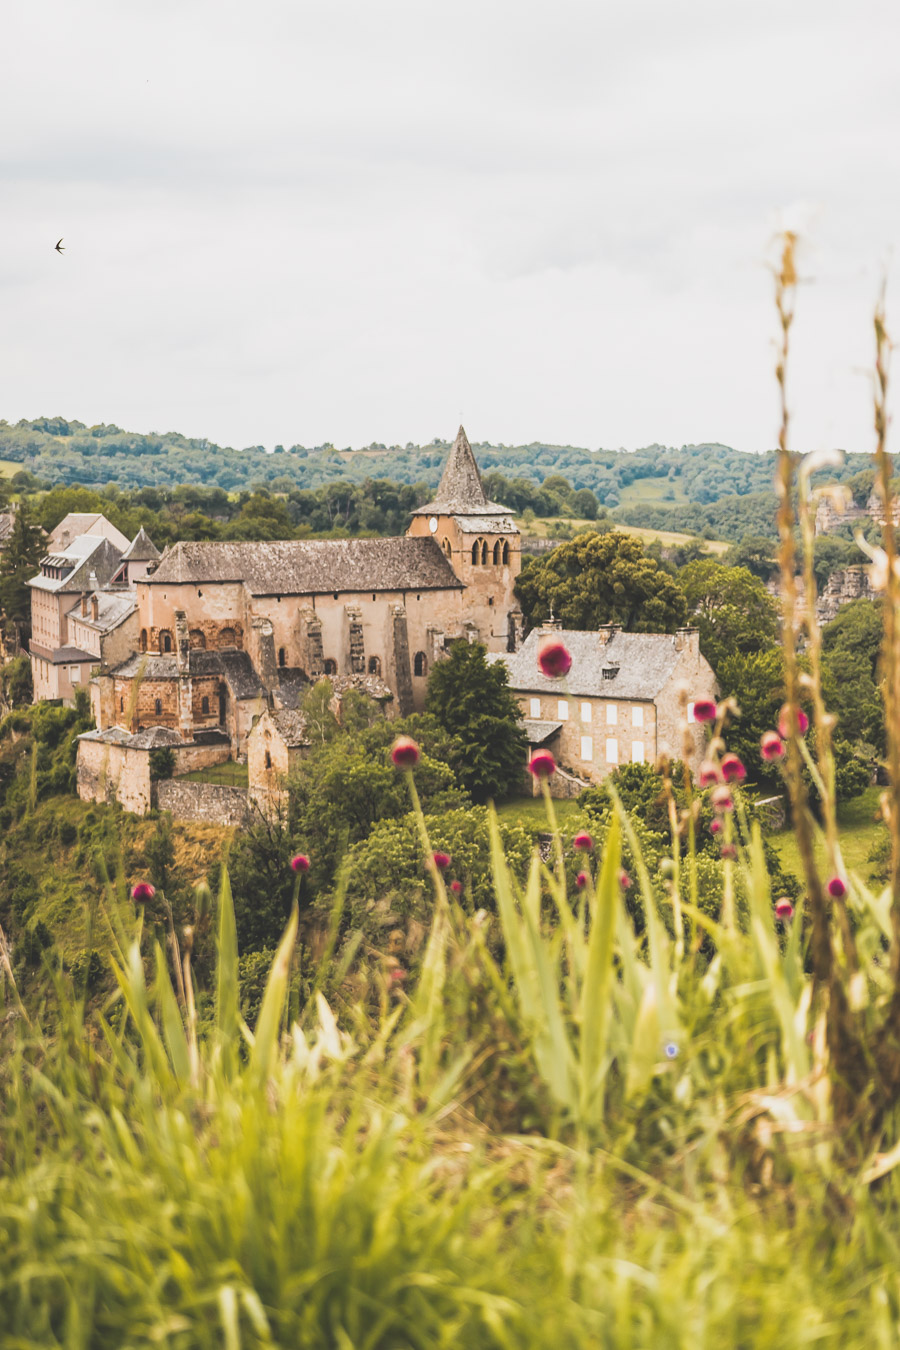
156, 781, 252, 828
77, 729, 232, 816
498, 625, 716, 796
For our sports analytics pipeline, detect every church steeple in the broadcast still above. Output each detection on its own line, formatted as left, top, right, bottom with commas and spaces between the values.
412, 426, 508, 517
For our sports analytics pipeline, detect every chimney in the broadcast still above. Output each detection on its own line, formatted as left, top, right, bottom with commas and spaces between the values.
91, 595, 99, 622
539, 617, 562, 634
674, 627, 699, 655
81, 594, 88, 617
598, 623, 622, 646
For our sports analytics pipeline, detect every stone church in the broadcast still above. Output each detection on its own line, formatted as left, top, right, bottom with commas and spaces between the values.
89, 427, 524, 751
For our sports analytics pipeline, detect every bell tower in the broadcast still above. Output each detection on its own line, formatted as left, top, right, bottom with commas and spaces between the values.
407, 426, 522, 652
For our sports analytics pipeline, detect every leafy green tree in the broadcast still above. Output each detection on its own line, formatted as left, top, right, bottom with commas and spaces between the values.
425, 642, 528, 803
0, 655, 32, 710
515, 532, 688, 633
821, 599, 884, 751
715, 648, 787, 790
722, 535, 777, 581
0, 504, 45, 646
678, 559, 779, 673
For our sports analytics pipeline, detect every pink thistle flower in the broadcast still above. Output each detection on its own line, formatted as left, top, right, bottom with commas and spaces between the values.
573, 830, 594, 851
720, 843, 737, 861
698, 760, 721, 788
709, 818, 722, 836
131, 881, 155, 904
432, 851, 451, 871
692, 698, 717, 723
826, 876, 847, 900
389, 968, 406, 984
760, 731, 786, 762
575, 871, 589, 889
721, 753, 746, 783
528, 749, 556, 778
391, 735, 420, 769
710, 785, 734, 814
537, 636, 572, 680
619, 869, 632, 889
777, 705, 809, 739
290, 854, 310, 874
450, 880, 462, 895
775, 897, 794, 920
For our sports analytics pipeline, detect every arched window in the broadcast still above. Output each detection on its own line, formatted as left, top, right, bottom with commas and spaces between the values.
368, 655, 381, 676
201, 696, 210, 715
154, 698, 162, 715
278, 647, 286, 667
189, 629, 206, 649
471, 541, 480, 565
139, 629, 147, 652
218, 626, 237, 649
160, 630, 172, 653
480, 540, 488, 565
323, 658, 337, 675
442, 538, 451, 556
414, 651, 427, 677
502, 540, 509, 565
493, 541, 501, 564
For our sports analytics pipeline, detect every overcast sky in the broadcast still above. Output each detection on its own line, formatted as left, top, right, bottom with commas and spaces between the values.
3, 0, 900, 456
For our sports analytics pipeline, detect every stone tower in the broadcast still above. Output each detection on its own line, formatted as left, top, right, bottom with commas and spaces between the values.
406, 426, 522, 652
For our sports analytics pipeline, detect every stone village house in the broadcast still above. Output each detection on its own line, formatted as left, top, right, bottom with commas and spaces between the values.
495, 624, 717, 796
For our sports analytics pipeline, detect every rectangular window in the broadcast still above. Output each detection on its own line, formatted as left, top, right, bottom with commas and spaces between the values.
606, 704, 617, 725
632, 741, 645, 764
687, 702, 696, 724
581, 735, 593, 761
70, 667, 80, 682
605, 738, 618, 765
529, 697, 541, 718
580, 702, 592, 723
558, 699, 569, 721
632, 706, 644, 728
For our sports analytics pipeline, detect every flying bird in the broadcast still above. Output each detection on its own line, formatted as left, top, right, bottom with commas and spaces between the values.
54, 239, 65, 254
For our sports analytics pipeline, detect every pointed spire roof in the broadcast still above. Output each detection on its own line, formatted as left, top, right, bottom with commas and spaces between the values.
412, 426, 509, 516
120, 526, 161, 562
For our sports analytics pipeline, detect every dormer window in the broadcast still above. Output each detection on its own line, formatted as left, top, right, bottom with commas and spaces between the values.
601, 665, 619, 681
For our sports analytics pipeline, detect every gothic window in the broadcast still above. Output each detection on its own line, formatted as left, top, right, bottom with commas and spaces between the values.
189, 629, 206, 649
414, 651, 427, 677
502, 541, 509, 564
278, 647, 286, 667
201, 696, 210, 715
368, 656, 382, 676
140, 629, 147, 652
471, 541, 480, 565
493, 541, 501, 564
323, 658, 337, 675
160, 630, 172, 653
480, 540, 488, 565
154, 698, 162, 715
218, 627, 237, 649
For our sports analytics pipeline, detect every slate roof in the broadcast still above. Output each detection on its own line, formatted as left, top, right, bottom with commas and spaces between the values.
120, 527, 161, 562
522, 718, 563, 744
411, 426, 510, 517
65, 590, 136, 633
49, 513, 130, 552
501, 629, 690, 700
77, 725, 185, 748
145, 536, 462, 594
29, 535, 122, 594
108, 647, 266, 700
268, 710, 310, 748
29, 641, 96, 665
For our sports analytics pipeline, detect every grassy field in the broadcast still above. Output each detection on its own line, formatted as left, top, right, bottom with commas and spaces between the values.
496, 793, 583, 830
619, 474, 689, 506
767, 785, 886, 883
518, 515, 728, 555
0, 459, 21, 478
179, 760, 249, 787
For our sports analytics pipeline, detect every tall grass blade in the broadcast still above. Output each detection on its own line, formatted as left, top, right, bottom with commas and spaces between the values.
249, 901, 298, 1089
